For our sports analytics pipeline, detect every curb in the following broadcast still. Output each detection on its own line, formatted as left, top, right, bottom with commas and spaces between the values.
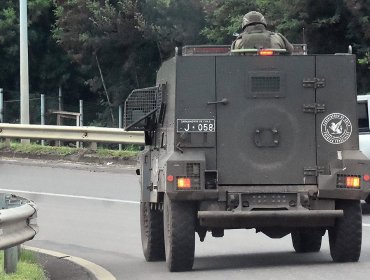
24, 246, 116, 280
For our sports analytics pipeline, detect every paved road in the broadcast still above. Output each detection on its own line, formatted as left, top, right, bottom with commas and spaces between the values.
1, 159, 370, 280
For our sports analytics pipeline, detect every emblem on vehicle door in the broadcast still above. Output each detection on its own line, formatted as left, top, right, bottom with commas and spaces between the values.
321, 113, 352, 144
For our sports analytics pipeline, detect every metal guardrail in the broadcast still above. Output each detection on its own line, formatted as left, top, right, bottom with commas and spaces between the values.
0, 194, 38, 273
0, 123, 145, 145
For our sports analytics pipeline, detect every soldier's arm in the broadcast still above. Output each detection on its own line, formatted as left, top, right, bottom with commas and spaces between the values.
277, 33, 294, 54
231, 39, 241, 50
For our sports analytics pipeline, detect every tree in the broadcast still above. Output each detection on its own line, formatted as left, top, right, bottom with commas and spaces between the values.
53, 0, 207, 125
201, 0, 370, 92
0, 0, 84, 123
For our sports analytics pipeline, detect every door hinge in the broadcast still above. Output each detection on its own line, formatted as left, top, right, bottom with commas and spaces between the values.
303, 103, 326, 114
303, 78, 326, 89
304, 166, 325, 176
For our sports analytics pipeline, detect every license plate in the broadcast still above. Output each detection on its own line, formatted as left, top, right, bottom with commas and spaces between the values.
177, 119, 216, 133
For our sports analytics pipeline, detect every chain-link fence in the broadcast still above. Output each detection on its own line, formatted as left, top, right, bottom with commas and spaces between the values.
0, 89, 129, 150
0, 91, 123, 127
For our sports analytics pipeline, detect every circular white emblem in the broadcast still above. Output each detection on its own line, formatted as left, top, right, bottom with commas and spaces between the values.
321, 113, 352, 144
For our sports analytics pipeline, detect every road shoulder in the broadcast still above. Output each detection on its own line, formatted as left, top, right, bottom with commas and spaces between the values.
24, 246, 116, 280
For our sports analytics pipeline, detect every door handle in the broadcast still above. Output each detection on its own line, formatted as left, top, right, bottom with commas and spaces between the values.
207, 98, 229, 105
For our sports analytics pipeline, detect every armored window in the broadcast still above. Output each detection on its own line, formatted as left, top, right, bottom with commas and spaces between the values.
357, 101, 369, 132
251, 77, 280, 92
247, 71, 285, 98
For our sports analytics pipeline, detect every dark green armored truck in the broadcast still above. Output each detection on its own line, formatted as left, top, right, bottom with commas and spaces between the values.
124, 45, 370, 272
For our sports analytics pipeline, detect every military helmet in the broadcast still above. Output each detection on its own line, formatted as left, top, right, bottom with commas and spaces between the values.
242, 11, 267, 29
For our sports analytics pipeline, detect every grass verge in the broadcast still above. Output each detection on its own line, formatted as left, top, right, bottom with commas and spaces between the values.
0, 249, 46, 280
0, 142, 139, 159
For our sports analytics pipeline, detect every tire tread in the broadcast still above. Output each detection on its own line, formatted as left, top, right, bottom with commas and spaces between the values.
140, 202, 165, 261
164, 196, 195, 272
329, 200, 362, 262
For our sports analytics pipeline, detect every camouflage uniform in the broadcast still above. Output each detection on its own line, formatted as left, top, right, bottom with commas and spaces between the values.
231, 11, 294, 54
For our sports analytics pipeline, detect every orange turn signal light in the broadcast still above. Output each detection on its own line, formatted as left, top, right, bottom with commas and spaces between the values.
177, 177, 191, 189
346, 176, 360, 188
258, 50, 274, 56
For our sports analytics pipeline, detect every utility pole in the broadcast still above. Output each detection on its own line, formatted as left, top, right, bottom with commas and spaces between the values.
20, 0, 29, 125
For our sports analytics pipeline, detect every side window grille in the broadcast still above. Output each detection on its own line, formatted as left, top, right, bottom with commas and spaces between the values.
124, 85, 164, 131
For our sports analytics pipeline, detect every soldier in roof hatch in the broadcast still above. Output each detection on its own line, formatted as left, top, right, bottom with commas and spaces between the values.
232, 11, 294, 53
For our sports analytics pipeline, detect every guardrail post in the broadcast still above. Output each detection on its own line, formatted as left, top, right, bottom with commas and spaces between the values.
0, 194, 6, 208
90, 142, 97, 151
4, 246, 18, 274
17, 245, 21, 261
4, 138, 11, 148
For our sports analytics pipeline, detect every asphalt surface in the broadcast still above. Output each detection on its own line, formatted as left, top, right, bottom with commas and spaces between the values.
2, 158, 370, 280
37, 252, 96, 280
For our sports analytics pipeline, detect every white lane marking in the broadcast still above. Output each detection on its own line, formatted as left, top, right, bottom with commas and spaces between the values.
363, 223, 370, 227
0, 188, 139, 204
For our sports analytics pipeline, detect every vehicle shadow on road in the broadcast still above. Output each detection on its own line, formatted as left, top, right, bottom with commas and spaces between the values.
194, 251, 331, 271
362, 203, 370, 215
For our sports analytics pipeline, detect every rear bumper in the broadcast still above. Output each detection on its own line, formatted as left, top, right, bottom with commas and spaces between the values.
198, 209, 343, 228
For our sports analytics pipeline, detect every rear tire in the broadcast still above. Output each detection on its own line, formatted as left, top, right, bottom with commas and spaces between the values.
164, 195, 196, 272
291, 229, 322, 253
329, 200, 362, 262
140, 202, 165, 261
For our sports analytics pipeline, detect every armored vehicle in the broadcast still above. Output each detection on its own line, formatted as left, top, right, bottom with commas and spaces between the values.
124, 45, 370, 272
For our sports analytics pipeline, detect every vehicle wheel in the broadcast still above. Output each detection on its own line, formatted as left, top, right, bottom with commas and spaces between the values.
291, 229, 322, 253
329, 200, 362, 262
140, 202, 165, 261
164, 195, 196, 272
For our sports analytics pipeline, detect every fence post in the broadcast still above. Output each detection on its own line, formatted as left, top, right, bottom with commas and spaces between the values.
76, 115, 80, 149
4, 246, 18, 274
79, 100, 83, 126
58, 86, 63, 111
119, 105, 123, 151
0, 88, 3, 123
41, 94, 45, 146
77, 100, 83, 148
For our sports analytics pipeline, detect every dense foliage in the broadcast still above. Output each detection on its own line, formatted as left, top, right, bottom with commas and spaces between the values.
1, 0, 370, 125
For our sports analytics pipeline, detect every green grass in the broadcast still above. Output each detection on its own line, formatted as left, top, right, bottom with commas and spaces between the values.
0, 249, 46, 280
5, 142, 76, 156
95, 148, 138, 158
0, 142, 139, 158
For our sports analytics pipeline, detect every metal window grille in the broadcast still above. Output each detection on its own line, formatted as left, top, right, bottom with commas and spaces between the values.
251, 77, 280, 92
124, 86, 163, 131
186, 163, 201, 190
